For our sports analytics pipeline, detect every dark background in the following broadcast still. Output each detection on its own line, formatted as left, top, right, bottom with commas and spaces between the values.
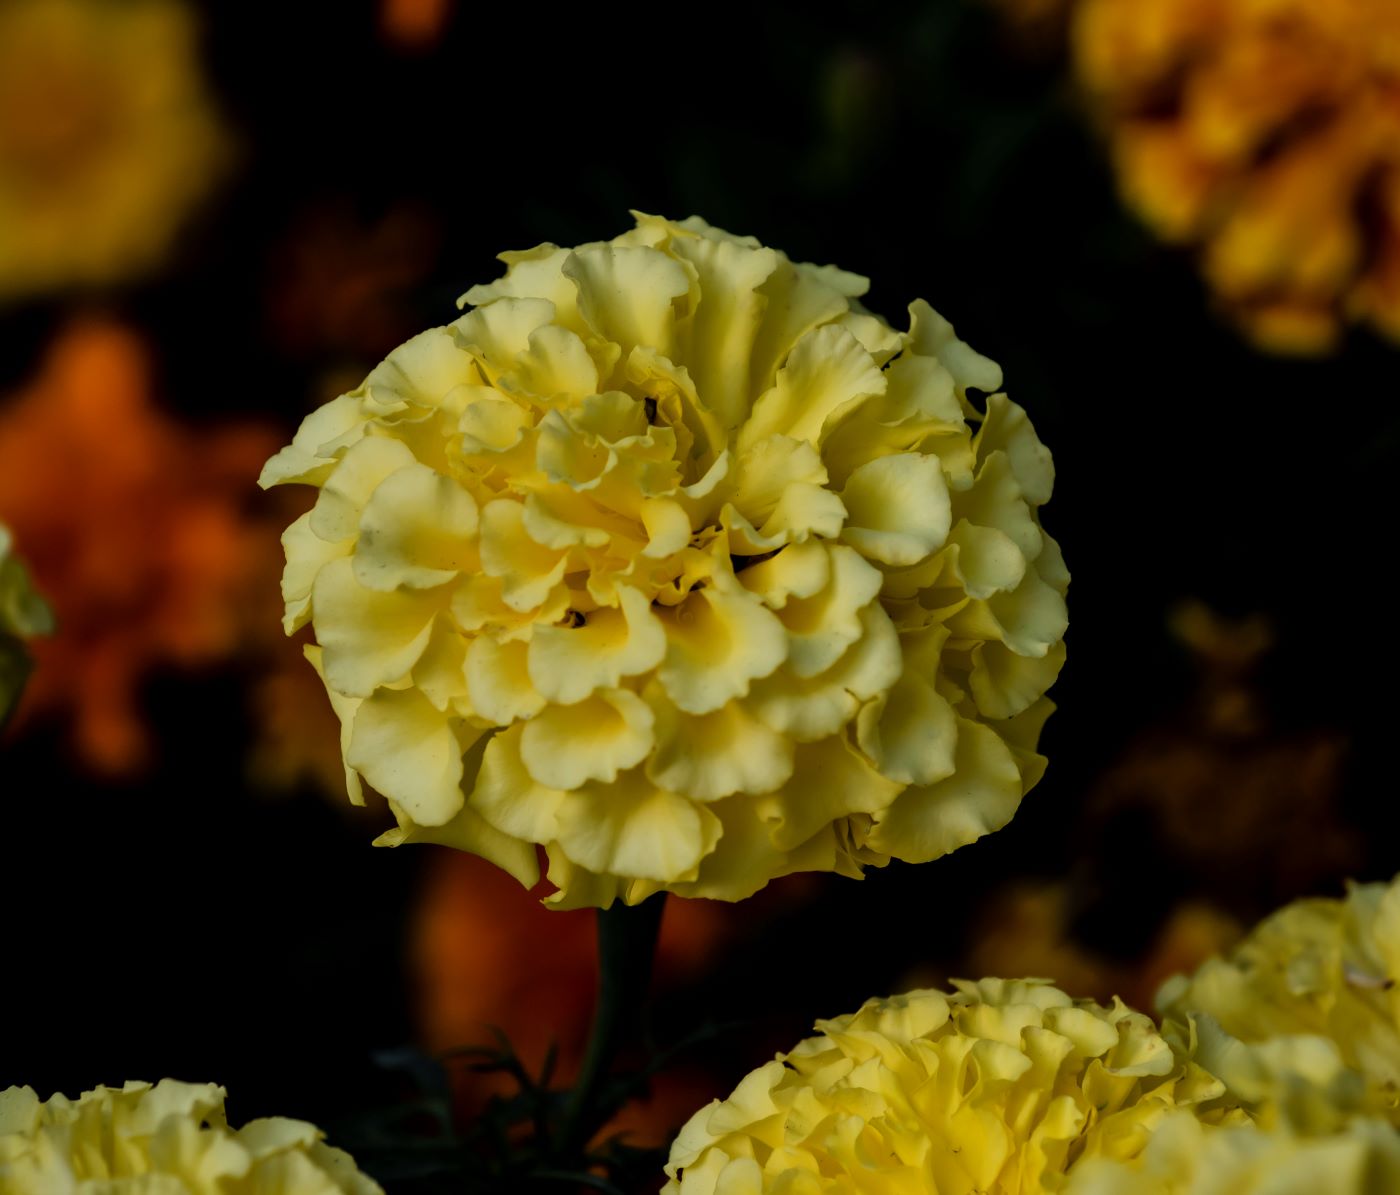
3, 0, 1397, 1178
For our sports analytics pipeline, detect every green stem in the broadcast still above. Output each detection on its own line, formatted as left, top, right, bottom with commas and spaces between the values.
555, 894, 666, 1157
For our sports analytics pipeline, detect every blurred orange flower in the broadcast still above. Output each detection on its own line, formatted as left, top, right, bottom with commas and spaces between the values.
265, 202, 441, 365
0, 0, 230, 303
0, 320, 279, 772
413, 850, 736, 1146
379, 0, 454, 50
1073, 0, 1400, 353
966, 882, 1242, 1012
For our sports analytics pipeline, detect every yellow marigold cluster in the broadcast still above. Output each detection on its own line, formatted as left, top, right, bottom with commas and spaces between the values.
0, 523, 52, 726
0, 1080, 380, 1194
1073, 0, 1400, 353
663, 979, 1239, 1195
261, 213, 1067, 907
1065, 1112, 1400, 1195
1158, 877, 1400, 1125
0, 0, 229, 301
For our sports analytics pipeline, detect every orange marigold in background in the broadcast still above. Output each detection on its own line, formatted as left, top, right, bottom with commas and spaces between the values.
0, 0, 229, 302
0, 321, 279, 772
1074, 0, 1400, 353
965, 883, 1242, 1013
414, 850, 766, 1146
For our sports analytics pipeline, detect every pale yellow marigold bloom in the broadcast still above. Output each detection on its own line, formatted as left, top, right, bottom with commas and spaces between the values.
0, 0, 230, 301
261, 213, 1068, 907
0, 522, 53, 724
1158, 877, 1400, 1126
1065, 1112, 1400, 1195
663, 979, 1241, 1195
0, 1080, 381, 1194
1073, 0, 1400, 354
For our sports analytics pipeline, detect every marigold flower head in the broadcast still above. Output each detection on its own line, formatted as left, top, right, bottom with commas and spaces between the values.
1157, 876, 1400, 1126
1071, 0, 1400, 354
664, 979, 1240, 1195
0, 523, 53, 725
0, 0, 230, 301
0, 1080, 380, 1194
262, 213, 1068, 907
1065, 1112, 1400, 1195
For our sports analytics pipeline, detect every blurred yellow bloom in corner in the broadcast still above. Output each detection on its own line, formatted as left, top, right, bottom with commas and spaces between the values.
1065, 1111, 1400, 1195
1158, 876, 1400, 1127
0, 523, 52, 725
0, 0, 230, 302
1073, 0, 1400, 354
0, 1080, 381, 1194
664, 980, 1243, 1195
262, 213, 1068, 907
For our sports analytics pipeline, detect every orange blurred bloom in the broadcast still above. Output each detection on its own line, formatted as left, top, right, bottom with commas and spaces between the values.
966, 883, 1242, 1011
1073, 0, 1400, 353
379, 0, 454, 50
0, 320, 279, 772
414, 850, 741, 1147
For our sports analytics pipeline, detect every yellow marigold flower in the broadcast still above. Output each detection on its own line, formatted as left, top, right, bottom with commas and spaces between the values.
1065, 1112, 1400, 1195
0, 523, 52, 725
0, 1080, 380, 1194
664, 979, 1240, 1195
0, 0, 230, 301
1158, 877, 1400, 1126
1072, 0, 1400, 354
262, 213, 1068, 907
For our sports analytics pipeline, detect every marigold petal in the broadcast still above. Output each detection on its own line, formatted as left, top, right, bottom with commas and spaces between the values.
520, 688, 655, 790
527, 585, 666, 704
841, 453, 952, 566
347, 686, 466, 826
552, 768, 721, 883
354, 462, 479, 591
656, 584, 788, 715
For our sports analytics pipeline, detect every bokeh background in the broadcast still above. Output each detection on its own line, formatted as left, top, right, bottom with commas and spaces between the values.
3, 0, 1398, 1179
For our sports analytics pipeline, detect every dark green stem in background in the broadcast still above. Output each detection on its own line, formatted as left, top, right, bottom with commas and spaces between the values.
555, 893, 667, 1158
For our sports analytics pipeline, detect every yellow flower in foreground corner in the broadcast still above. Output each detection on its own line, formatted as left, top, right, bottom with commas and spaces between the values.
0, 0, 230, 302
1073, 0, 1400, 354
1065, 1112, 1400, 1195
0, 1080, 380, 1194
261, 213, 1068, 907
664, 980, 1242, 1195
0, 523, 53, 725
1158, 876, 1400, 1125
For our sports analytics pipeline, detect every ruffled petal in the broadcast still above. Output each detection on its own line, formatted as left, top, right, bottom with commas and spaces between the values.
656, 583, 788, 714
527, 585, 666, 704
552, 768, 722, 882
520, 688, 655, 790
646, 687, 795, 800
312, 558, 447, 697
867, 717, 1023, 863
465, 636, 545, 725
347, 686, 468, 826
840, 453, 952, 567
740, 324, 886, 451
354, 462, 479, 591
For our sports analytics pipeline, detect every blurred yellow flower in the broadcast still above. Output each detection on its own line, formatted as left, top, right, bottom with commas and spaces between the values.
0, 1080, 380, 1194
1158, 877, 1400, 1126
0, 0, 229, 302
1072, 0, 1400, 353
263, 213, 1067, 907
0, 523, 53, 725
664, 979, 1242, 1195
1065, 1112, 1400, 1195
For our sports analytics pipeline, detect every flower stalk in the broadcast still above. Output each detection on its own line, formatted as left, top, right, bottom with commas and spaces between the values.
556, 893, 667, 1157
